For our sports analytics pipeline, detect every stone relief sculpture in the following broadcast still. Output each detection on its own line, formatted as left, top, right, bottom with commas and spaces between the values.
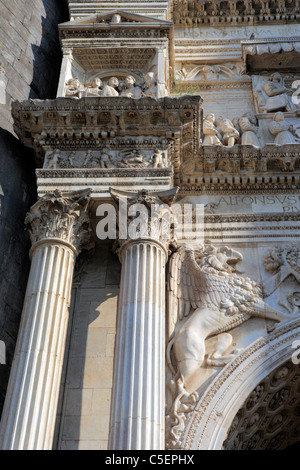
239, 113, 261, 147
203, 114, 241, 147
111, 13, 121, 23
203, 113, 222, 145
253, 72, 296, 113
269, 112, 300, 145
287, 292, 300, 314
264, 245, 300, 297
65, 78, 84, 98
220, 118, 240, 146
143, 72, 157, 97
43, 149, 62, 169
148, 148, 167, 168
85, 78, 102, 97
64, 74, 157, 98
99, 149, 115, 168
43, 147, 169, 170
175, 63, 247, 82
101, 77, 120, 97
120, 75, 142, 98
120, 150, 148, 168
166, 243, 296, 447
202, 110, 300, 148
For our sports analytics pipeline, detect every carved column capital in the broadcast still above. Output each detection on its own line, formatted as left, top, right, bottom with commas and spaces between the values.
25, 189, 93, 257
110, 187, 179, 261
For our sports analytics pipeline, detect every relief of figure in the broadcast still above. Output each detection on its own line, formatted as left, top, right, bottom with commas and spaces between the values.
120, 75, 142, 98
166, 244, 294, 439
65, 78, 84, 98
239, 113, 261, 147
85, 78, 102, 97
101, 77, 119, 97
43, 149, 61, 169
253, 72, 296, 113
202, 113, 222, 145
264, 245, 300, 296
111, 14, 121, 23
143, 72, 157, 97
269, 112, 300, 145
149, 148, 166, 168
220, 118, 240, 146
81, 149, 115, 168
120, 150, 149, 168
99, 149, 115, 168
287, 292, 300, 315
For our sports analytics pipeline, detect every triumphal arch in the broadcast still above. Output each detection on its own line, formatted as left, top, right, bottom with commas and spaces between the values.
0, 0, 300, 450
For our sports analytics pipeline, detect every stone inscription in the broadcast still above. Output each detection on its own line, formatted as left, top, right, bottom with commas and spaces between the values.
215, 194, 300, 213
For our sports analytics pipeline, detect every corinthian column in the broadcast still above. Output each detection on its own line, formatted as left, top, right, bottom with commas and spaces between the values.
0, 189, 93, 450
108, 187, 178, 450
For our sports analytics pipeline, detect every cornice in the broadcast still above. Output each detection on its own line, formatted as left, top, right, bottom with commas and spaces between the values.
68, 2, 170, 21
12, 96, 202, 185
172, 0, 300, 26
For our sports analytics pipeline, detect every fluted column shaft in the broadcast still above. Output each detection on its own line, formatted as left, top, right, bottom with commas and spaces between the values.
108, 187, 178, 450
0, 241, 75, 450
0, 189, 92, 450
109, 240, 167, 450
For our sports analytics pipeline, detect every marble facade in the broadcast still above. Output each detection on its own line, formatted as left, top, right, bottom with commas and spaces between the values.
0, 0, 300, 451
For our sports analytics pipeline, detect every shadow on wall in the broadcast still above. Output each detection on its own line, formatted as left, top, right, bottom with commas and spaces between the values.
53, 241, 122, 450
0, 128, 37, 418
29, 0, 69, 99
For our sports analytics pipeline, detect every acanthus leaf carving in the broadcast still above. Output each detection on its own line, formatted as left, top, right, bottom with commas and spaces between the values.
25, 189, 94, 254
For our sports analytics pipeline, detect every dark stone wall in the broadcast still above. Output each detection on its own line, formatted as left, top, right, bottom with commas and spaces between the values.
0, 0, 69, 417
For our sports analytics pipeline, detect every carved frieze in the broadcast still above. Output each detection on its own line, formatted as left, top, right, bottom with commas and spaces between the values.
180, 143, 300, 191
174, 63, 249, 83
43, 148, 169, 170
64, 72, 158, 99
223, 361, 300, 450
12, 96, 202, 185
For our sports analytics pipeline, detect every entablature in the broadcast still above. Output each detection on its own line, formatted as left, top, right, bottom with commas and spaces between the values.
12, 95, 202, 188
172, 0, 300, 26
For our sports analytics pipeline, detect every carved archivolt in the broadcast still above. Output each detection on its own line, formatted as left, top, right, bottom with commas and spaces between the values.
180, 319, 300, 450
223, 360, 300, 450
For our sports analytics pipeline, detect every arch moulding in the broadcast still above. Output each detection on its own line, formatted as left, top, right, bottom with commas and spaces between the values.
181, 318, 300, 450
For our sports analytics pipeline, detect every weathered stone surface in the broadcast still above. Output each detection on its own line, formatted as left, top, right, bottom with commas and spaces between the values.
54, 242, 120, 451
0, 0, 69, 420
